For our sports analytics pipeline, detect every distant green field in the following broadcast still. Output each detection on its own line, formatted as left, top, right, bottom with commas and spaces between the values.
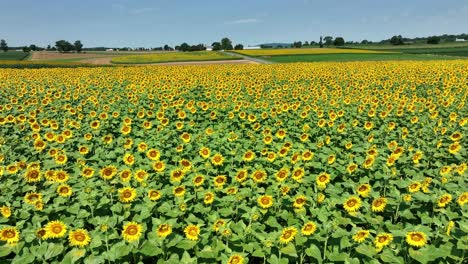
382, 47, 468, 57
0, 51, 30, 60
264, 53, 465, 63
112, 51, 240, 64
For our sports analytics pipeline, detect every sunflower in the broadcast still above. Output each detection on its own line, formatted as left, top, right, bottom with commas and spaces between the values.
408, 182, 421, 193
437, 194, 452, 208
33, 139, 47, 152
266, 152, 276, 162
199, 147, 210, 159
233, 170, 247, 183
156, 224, 172, 238
170, 169, 185, 182
148, 190, 161, 201
24, 168, 41, 183
89, 119, 100, 130
357, 184, 371, 197
214, 175, 227, 188
213, 219, 226, 232
251, 170, 267, 183
450, 132, 462, 141
122, 222, 142, 242
0, 227, 20, 244
301, 150, 314, 161
257, 195, 273, 209
448, 142, 461, 154
119, 169, 132, 182
68, 229, 91, 247
134, 169, 148, 183
405, 231, 427, 248
211, 153, 224, 166
6, 164, 18, 174
24, 192, 42, 204
100, 165, 117, 180
57, 184, 73, 197
137, 142, 148, 152
55, 154, 68, 165
347, 163, 358, 174
44, 220, 67, 239
119, 187, 137, 203
204, 192, 215, 204
371, 197, 387, 212
343, 196, 361, 213
275, 168, 289, 182
352, 230, 370, 243
193, 175, 205, 187
458, 192, 468, 206
173, 186, 186, 197
184, 225, 200, 240
146, 148, 161, 161
123, 153, 135, 165
279, 227, 297, 244
301, 222, 317, 236
374, 233, 393, 251
227, 254, 245, 264
362, 156, 375, 169
243, 150, 256, 162
293, 195, 307, 209
152, 161, 165, 172
316, 172, 330, 189
180, 132, 191, 143
280, 186, 291, 196
0, 206, 11, 218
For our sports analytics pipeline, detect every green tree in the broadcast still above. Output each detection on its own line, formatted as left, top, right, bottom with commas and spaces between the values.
390, 35, 404, 45
234, 44, 244, 50
293, 41, 302, 48
55, 40, 74, 52
179, 43, 190, 52
22, 46, 31, 52
427, 36, 441, 44
324, 36, 333, 45
221, 37, 233, 50
319, 36, 323, 48
29, 44, 38, 51
211, 42, 221, 51
0, 39, 7, 52
74, 40, 83, 53
333, 37, 345, 46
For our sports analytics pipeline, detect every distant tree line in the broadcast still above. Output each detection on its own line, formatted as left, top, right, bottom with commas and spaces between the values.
384, 34, 467, 45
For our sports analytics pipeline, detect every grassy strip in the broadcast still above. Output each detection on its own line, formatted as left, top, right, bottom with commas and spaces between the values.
0, 51, 30, 61
263, 53, 465, 63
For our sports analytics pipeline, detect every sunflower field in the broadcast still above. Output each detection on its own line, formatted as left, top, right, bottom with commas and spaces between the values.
0, 61, 467, 264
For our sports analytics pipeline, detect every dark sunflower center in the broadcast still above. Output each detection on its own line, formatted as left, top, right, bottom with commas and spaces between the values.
127, 226, 138, 235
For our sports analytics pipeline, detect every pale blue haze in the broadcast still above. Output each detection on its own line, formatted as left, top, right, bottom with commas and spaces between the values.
1, 0, 467, 47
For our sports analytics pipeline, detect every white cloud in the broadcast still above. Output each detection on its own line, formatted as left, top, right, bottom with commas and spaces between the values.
225, 18, 262, 25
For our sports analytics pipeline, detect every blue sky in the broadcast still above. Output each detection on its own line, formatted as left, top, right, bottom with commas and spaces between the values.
1, 0, 467, 48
